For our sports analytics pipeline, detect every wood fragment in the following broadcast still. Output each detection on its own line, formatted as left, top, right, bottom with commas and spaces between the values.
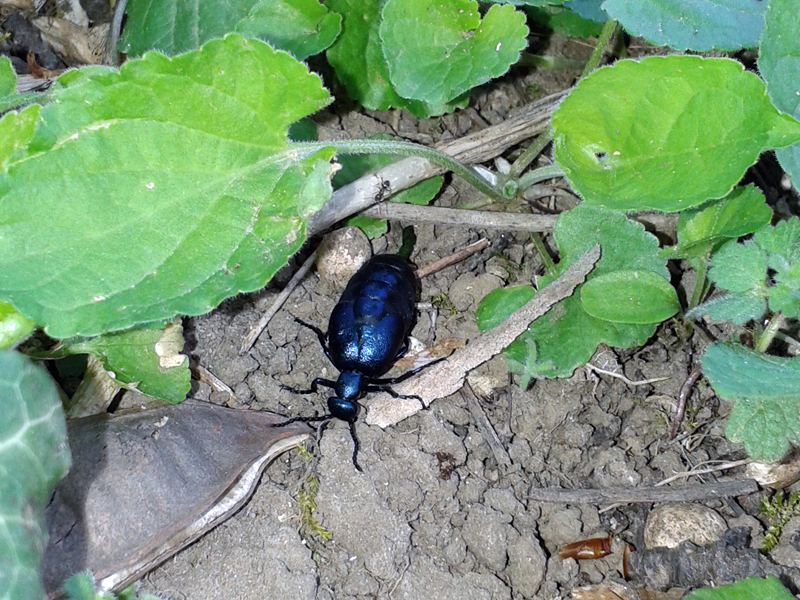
415, 238, 489, 279
462, 381, 512, 470
669, 366, 701, 439
190, 360, 234, 399
528, 479, 759, 504
366, 244, 600, 427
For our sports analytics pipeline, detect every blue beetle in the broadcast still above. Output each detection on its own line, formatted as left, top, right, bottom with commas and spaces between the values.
272, 251, 423, 471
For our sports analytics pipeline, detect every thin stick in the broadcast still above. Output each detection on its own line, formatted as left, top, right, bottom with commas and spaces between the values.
655, 458, 752, 486
462, 382, 513, 470
528, 479, 758, 504
360, 203, 678, 234
240, 250, 317, 354
669, 366, 701, 439
586, 363, 670, 387
308, 90, 568, 236
190, 360, 234, 399
415, 238, 490, 279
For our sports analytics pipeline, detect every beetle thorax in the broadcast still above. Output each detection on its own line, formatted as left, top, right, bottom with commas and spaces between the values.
335, 370, 363, 401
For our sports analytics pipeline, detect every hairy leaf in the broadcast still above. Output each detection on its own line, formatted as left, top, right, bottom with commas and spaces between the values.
526, 3, 604, 36
477, 205, 665, 378
687, 293, 766, 326
552, 56, 800, 211
0, 35, 334, 339
380, 0, 528, 106
0, 57, 15, 98
602, 0, 765, 52
0, 350, 70, 600
708, 241, 767, 294
703, 343, 800, 461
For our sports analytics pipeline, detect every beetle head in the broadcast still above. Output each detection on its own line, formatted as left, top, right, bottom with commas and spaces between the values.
328, 397, 359, 422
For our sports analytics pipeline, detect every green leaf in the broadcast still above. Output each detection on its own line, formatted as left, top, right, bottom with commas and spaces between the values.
325, 0, 461, 117
564, 0, 607, 24
476, 285, 536, 331
686, 576, 795, 600
120, 0, 341, 59
0, 301, 34, 349
602, 0, 765, 52
234, 0, 342, 60
688, 293, 767, 325
768, 282, 800, 319
703, 343, 800, 461
478, 205, 665, 378
0, 35, 334, 339
65, 321, 190, 403
0, 57, 15, 98
0, 350, 70, 600
758, 0, 800, 190
708, 240, 767, 294
661, 185, 772, 261
525, 4, 605, 37
380, 0, 528, 106
754, 217, 800, 272
580, 270, 679, 324
552, 56, 800, 212
493, 0, 567, 6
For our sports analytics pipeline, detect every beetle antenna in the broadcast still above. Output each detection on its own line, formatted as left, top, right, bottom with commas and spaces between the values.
348, 420, 363, 472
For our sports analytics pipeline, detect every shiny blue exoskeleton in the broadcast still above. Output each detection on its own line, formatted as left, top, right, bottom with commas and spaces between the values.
272, 249, 423, 471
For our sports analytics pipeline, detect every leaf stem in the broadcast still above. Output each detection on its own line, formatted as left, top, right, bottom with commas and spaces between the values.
517, 164, 564, 191
509, 129, 552, 178
306, 139, 508, 204
688, 260, 709, 309
580, 19, 618, 80
755, 312, 785, 353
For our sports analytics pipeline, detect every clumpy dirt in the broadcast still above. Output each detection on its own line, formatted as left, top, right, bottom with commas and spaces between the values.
138, 40, 798, 596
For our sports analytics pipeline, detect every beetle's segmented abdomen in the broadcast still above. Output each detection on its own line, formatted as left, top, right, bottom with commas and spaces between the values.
328, 255, 417, 376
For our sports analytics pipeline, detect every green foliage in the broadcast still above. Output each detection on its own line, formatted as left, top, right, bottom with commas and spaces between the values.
63, 572, 162, 600
525, 3, 605, 37
660, 185, 773, 262
685, 576, 795, 600
552, 56, 800, 212
380, 0, 529, 107
63, 321, 190, 404
760, 491, 800, 552
759, 0, 800, 190
702, 343, 800, 461
0, 57, 15, 98
0, 301, 34, 349
120, 0, 342, 59
690, 218, 800, 323
602, 0, 766, 51
477, 205, 668, 379
0, 35, 334, 339
0, 350, 70, 600
580, 270, 679, 324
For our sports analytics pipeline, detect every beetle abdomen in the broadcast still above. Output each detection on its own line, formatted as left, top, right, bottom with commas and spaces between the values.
328, 255, 416, 376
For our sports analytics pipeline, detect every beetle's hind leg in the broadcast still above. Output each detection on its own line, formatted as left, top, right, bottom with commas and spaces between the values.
294, 317, 334, 361
280, 377, 336, 395
366, 384, 426, 410
348, 420, 363, 472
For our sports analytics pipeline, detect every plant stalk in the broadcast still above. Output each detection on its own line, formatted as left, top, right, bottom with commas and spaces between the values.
580, 19, 618, 80
305, 139, 507, 204
517, 164, 564, 191
756, 312, 785, 353
530, 232, 555, 276
509, 129, 553, 178
688, 260, 708, 309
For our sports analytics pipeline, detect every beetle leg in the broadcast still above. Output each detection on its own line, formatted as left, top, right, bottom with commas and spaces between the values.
294, 317, 334, 362
366, 385, 426, 410
270, 413, 334, 427
280, 378, 336, 395
348, 420, 363, 472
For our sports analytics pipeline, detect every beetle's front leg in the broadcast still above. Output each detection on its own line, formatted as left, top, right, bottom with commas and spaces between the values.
366, 384, 426, 410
